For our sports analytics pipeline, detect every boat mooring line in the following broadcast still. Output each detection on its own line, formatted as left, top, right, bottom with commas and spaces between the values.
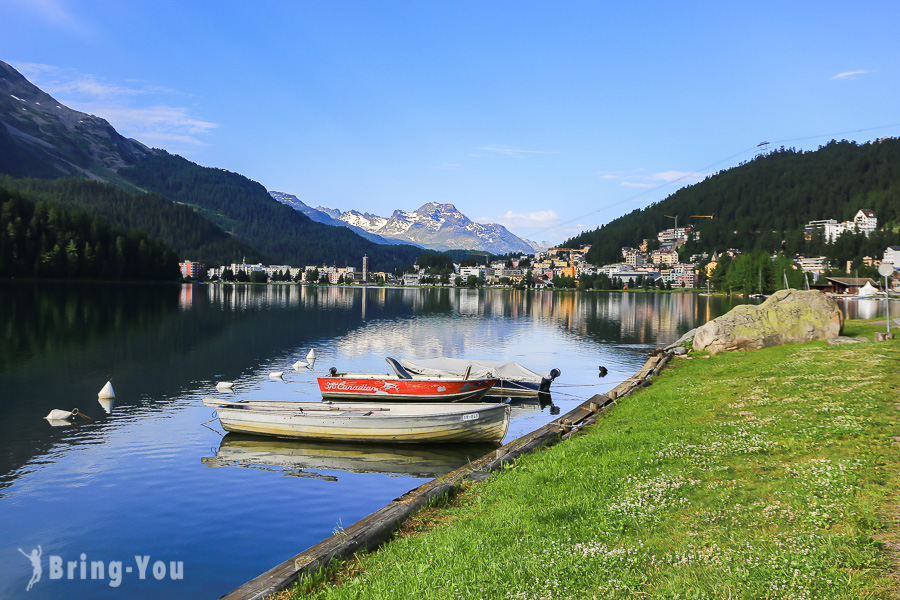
200, 415, 224, 437
217, 350, 674, 600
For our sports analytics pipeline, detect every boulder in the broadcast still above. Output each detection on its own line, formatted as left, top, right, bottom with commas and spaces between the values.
664, 327, 697, 352
693, 289, 843, 354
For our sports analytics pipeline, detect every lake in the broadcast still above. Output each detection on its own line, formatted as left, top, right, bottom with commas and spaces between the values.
0, 282, 891, 598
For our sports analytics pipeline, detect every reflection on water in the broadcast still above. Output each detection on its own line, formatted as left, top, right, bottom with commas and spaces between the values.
203, 433, 499, 479
5, 282, 880, 599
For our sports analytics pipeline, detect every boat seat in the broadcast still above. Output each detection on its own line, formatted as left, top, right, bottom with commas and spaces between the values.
385, 357, 413, 379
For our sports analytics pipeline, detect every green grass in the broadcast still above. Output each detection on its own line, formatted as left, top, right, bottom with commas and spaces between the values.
281, 321, 900, 599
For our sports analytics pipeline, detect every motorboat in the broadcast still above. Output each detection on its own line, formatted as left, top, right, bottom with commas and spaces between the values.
398, 357, 561, 397
315, 358, 498, 402
201, 398, 510, 444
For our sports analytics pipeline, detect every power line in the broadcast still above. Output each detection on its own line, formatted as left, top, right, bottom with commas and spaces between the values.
527, 123, 900, 241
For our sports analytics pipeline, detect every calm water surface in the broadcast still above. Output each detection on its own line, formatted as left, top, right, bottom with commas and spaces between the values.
0, 282, 890, 598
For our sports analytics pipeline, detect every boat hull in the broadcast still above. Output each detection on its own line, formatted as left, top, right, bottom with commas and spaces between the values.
206, 401, 511, 444
399, 358, 560, 397
316, 375, 497, 402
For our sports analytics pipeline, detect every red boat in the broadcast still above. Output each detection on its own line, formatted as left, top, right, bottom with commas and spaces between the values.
317, 358, 498, 402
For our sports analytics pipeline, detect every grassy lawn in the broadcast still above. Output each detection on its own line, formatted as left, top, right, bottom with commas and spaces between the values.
281, 321, 900, 599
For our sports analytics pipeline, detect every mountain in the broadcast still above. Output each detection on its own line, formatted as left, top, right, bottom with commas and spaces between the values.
0, 59, 423, 271
0, 175, 265, 266
0, 60, 151, 182
268, 191, 415, 247
307, 201, 536, 254
118, 152, 422, 270
565, 139, 900, 266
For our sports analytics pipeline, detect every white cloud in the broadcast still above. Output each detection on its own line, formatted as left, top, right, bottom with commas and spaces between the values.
829, 70, 870, 80
651, 170, 706, 183
606, 168, 707, 189
52, 75, 144, 99
11, 62, 217, 149
479, 145, 555, 157
476, 209, 560, 229
83, 105, 218, 147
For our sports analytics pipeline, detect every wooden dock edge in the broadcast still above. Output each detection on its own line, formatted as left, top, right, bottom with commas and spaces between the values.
218, 351, 674, 600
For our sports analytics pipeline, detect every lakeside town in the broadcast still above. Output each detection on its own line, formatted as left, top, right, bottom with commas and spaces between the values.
183, 207, 900, 295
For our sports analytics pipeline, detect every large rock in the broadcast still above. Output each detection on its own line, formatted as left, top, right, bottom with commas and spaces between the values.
693, 289, 843, 354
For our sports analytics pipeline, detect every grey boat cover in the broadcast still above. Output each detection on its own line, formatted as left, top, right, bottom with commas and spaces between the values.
399, 358, 550, 384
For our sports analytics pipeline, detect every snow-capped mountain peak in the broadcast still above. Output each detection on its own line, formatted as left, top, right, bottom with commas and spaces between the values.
271, 192, 537, 253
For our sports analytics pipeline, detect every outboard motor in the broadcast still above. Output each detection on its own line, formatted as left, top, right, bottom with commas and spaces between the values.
328, 366, 338, 376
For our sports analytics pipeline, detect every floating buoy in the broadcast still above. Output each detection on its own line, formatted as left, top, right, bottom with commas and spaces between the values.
44, 408, 92, 421
598, 366, 608, 377
292, 360, 309, 370
45, 408, 76, 420
98, 380, 115, 399
307, 349, 316, 361
216, 381, 235, 390
269, 371, 284, 379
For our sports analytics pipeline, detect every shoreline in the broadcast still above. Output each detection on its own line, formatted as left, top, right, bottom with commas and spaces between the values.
218, 354, 674, 600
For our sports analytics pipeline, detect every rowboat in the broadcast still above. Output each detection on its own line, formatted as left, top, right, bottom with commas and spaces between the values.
201, 433, 499, 478
315, 358, 498, 402
398, 357, 561, 397
201, 398, 511, 444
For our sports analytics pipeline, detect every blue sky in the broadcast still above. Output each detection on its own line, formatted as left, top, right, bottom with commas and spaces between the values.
2, 1, 898, 245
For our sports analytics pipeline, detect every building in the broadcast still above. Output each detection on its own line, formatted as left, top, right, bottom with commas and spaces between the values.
657, 227, 691, 248
650, 249, 679, 266
459, 267, 487, 280
672, 263, 698, 288
622, 247, 645, 267
179, 260, 205, 279
884, 246, 900, 267
812, 277, 878, 296
809, 209, 879, 243
796, 256, 829, 274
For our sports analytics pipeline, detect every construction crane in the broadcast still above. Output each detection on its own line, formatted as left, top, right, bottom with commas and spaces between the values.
691, 214, 714, 219
665, 215, 678, 230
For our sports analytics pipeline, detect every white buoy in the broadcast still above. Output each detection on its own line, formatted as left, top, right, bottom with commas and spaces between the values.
216, 381, 235, 390
45, 408, 76, 420
98, 380, 115, 399
44, 408, 91, 421
269, 371, 284, 379
306, 349, 316, 361
46, 418, 73, 427
292, 360, 307, 370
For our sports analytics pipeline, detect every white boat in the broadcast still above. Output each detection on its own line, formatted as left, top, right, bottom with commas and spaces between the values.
399, 357, 561, 397
201, 398, 511, 444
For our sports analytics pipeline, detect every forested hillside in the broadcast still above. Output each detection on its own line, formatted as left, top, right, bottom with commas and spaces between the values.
568, 139, 900, 265
119, 151, 422, 271
0, 185, 179, 280
0, 176, 265, 267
